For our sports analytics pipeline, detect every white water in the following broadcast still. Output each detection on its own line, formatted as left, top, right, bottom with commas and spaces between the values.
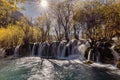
78, 44, 87, 59
14, 45, 20, 57
13, 40, 119, 65
0, 48, 6, 57
88, 49, 92, 61
57, 41, 66, 58
12, 40, 92, 61
32, 43, 36, 56
110, 45, 120, 63
0, 57, 120, 80
61, 44, 67, 58
96, 52, 101, 63
38, 43, 42, 57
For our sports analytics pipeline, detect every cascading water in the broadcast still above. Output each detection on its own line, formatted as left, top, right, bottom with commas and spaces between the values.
32, 43, 36, 56
71, 40, 80, 55
61, 44, 68, 58
88, 49, 92, 61
22, 40, 89, 60
38, 43, 42, 57
57, 41, 66, 58
87, 49, 101, 62
14, 45, 20, 57
69, 40, 82, 59
110, 45, 120, 64
38, 42, 49, 57
1, 40, 120, 80
10, 39, 119, 64
96, 52, 101, 63
49, 42, 59, 58
0, 48, 6, 57
78, 42, 90, 60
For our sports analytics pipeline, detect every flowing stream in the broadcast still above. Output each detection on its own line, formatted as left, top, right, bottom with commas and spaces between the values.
0, 57, 120, 80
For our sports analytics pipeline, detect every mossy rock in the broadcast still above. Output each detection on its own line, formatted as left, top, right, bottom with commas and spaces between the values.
84, 60, 93, 64
117, 61, 120, 69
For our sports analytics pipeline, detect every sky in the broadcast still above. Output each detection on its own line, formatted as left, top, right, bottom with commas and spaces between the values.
18, 0, 83, 19
18, 0, 116, 19
18, 0, 58, 19
18, 1, 42, 19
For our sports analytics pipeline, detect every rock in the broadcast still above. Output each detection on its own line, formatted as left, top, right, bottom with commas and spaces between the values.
5, 47, 15, 57
114, 45, 120, 55
48, 42, 60, 58
19, 44, 31, 57
84, 60, 93, 64
117, 61, 120, 69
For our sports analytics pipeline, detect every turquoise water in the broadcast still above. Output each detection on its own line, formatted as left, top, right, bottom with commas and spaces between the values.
0, 59, 30, 80
0, 57, 120, 80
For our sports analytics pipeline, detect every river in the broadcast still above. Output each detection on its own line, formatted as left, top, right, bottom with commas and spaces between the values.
0, 57, 120, 80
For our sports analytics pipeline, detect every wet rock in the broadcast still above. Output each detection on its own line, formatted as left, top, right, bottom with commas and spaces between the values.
29, 43, 34, 51
101, 48, 114, 64
41, 42, 49, 57
5, 47, 15, 57
114, 45, 120, 55
84, 60, 93, 64
117, 59, 120, 69
48, 42, 60, 58
19, 44, 31, 57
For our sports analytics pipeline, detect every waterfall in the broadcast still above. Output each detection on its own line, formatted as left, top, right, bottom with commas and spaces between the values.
32, 43, 36, 56
78, 44, 87, 56
50, 42, 59, 58
88, 49, 92, 61
38, 43, 42, 57
57, 45, 60, 58
96, 52, 101, 63
41, 42, 47, 57
38, 42, 48, 57
0, 48, 6, 57
77, 44, 86, 60
61, 44, 68, 58
69, 40, 81, 59
92, 52, 95, 61
87, 49, 101, 62
110, 45, 119, 63
57, 42, 66, 58
11, 39, 94, 60
78, 42, 90, 60
14, 45, 20, 57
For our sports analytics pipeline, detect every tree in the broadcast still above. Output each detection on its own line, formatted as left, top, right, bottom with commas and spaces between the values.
52, 0, 75, 42
73, 0, 120, 46
0, 0, 25, 27
35, 14, 51, 42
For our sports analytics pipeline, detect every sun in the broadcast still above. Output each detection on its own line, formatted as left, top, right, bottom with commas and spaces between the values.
41, 0, 48, 8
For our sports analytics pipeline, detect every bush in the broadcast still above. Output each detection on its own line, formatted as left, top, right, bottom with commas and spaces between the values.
0, 25, 41, 48
0, 25, 24, 48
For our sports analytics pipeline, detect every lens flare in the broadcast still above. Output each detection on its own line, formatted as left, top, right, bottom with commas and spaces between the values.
41, 0, 48, 8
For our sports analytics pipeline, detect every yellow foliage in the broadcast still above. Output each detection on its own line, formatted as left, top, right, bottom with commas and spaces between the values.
0, 25, 42, 48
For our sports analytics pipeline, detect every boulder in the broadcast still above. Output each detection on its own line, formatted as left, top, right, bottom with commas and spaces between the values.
117, 60, 120, 69
5, 47, 15, 57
